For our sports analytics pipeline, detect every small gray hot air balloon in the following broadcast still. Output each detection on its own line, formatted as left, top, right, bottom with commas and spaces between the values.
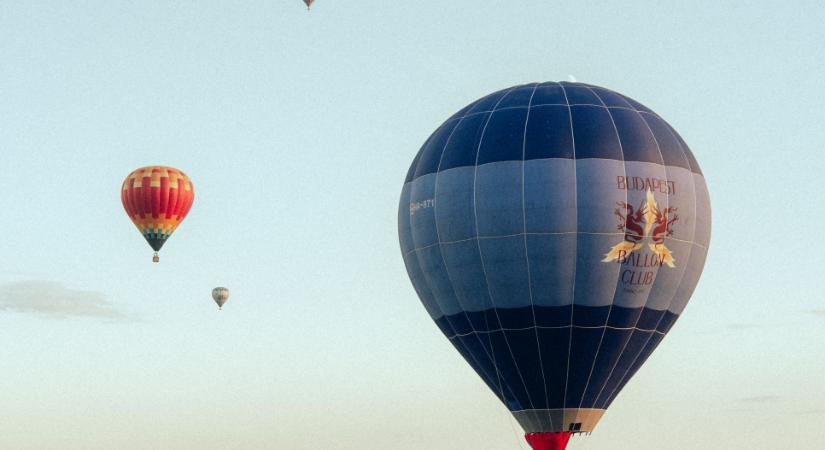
212, 287, 230, 310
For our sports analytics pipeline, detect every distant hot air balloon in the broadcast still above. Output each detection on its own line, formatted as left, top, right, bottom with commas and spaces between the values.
303, 0, 314, 9
121, 166, 194, 262
212, 287, 230, 310
398, 82, 711, 450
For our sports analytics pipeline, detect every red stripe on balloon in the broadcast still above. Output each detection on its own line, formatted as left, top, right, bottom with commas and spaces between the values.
160, 176, 170, 217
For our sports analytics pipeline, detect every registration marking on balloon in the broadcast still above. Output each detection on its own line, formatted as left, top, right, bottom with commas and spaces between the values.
409, 198, 435, 216
603, 187, 679, 292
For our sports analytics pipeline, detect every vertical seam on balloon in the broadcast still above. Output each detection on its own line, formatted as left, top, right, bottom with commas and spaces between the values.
600, 118, 703, 408
520, 82, 555, 431
429, 109, 517, 405
589, 96, 673, 408
472, 85, 538, 411
573, 85, 629, 412
557, 82, 578, 417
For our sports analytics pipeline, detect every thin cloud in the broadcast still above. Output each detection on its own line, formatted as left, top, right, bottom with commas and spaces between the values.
0, 281, 133, 321
808, 309, 825, 318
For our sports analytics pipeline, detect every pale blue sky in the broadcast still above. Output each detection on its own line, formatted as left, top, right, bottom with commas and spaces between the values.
1, 1, 823, 449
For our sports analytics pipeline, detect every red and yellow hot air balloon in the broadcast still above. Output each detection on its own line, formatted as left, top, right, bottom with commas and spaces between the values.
121, 166, 194, 262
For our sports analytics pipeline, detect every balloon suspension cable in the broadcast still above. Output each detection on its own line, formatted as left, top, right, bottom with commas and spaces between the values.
152, 252, 159, 263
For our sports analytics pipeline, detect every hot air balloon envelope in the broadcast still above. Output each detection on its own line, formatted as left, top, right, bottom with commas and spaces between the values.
212, 287, 230, 309
398, 82, 710, 449
121, 166, 194, 262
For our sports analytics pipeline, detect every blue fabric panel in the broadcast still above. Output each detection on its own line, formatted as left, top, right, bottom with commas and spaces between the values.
667, 175, 710, 314
440, 239, 495, 313
670, 238, 708, 316
467, 88, 511, 114
606, 306, 643, 328
453, 334, 520, 405
623, 96, 655, 114
575, 158, 626, 234
525, 105, 575, 160
475, 161, 524, 236
570, 105, 623, 160
670, 126, 702, 175
478, 108, 528, 165
563, 327, 605, 408
495, 307, 537, 329
571, 305, 611, 327
693, 175, 712, 249
643, 165, 696, 310
611, 108, 662, 164
658, 310, 680, 333
538, 327, 572, 407
578, 328, 634, 407
435, 306, 682, 411
447, 338, 504, 401
443, 323, 517, 411
497, 85, 536, 108
404, 149, 423, 182
441, 305, 672, 335
535, 304, 574, 328
415, 245, 464, 317
526, 234, 577, 307
587, 86, 634, 108
451, 306, 573, 330
407, 83, 704, 180
413, 120, 458, 178
439, 113, 489, 172
560, 83, 601, 105
479, 236, 531, 310
595, 329, 655, 408
573, 234, 621, 307
636, 308, 666, 330
604, 332, 666, 408
532, 82, 567, 105
434, 166, 476, 242
464, 308, 503, 332
433, 316, 454, 337
524, 159, 577, 233
402, 252, 442, 319
507, 329, 550, 409
488, 330, 532, 411
440, 305, 650, 334
642, 114, 691, 171
442, 310, 473, 336
447, 97, 482, 121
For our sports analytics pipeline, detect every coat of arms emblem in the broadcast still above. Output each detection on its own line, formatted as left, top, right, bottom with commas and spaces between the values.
603, 190, 679, 268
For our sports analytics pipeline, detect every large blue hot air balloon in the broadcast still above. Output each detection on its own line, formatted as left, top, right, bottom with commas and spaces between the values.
398, 82, 710, 450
